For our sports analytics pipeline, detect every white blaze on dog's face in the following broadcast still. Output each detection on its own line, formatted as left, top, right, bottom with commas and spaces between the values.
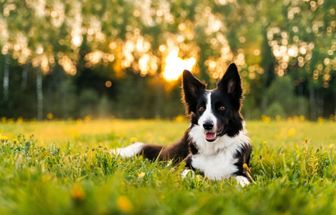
182, 63, 243, 142
196, 91, 218, 142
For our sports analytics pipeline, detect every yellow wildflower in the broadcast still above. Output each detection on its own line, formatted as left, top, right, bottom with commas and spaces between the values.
47, 113, 54, 120
138, 172, 145, 178
174, 115, 186, 122
299, 115, 305, 122
287, 128, 296, 137
317, 117, 324, 124
117, 196, 133, 213
16, 117, 24, 123
0, 134, 9, 141
261, 115, 271, 123
71, 184, 85, 202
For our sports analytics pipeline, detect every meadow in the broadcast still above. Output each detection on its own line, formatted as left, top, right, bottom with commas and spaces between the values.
0, 118, 335, 215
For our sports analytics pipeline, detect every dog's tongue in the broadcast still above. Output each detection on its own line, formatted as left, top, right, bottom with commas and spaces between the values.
205, 132, 216, 141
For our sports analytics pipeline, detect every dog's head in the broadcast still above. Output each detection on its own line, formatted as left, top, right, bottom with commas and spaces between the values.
182, 63, 243, 141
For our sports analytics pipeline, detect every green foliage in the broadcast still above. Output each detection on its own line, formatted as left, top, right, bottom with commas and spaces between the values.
265, 102, 285, 117
45, 78, 77, 118
264, 76, 308, 117
78, 89, 100, 117
0, 120, 335, 214
97, 96, 111, 118
113, 73, 183, 118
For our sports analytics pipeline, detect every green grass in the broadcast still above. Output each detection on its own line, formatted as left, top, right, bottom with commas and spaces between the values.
0, 119, 335, 215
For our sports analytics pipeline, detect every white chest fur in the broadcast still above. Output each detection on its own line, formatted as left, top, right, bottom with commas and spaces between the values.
188, 124, 250, 180
191, 150, 238, 180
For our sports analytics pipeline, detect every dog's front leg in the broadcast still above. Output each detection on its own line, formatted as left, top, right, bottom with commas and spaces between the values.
181, 154, 205, 178
181, 169, 195, 178
181, 154, 196, 178
235, 176, 250, 187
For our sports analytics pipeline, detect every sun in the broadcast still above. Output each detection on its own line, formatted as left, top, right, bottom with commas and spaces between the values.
162, 48, 196, 81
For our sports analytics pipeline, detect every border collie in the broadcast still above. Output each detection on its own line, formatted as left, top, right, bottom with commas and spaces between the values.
111, 63, 253, 187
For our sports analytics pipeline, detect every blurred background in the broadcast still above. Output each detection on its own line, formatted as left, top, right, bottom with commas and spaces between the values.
0, 0, 335, 120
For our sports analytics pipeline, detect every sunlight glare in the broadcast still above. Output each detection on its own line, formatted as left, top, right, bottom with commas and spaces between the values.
163, 48, 196, 81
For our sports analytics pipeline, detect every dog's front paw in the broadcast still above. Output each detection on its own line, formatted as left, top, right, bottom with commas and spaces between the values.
235, 176, 250, 187
181, 169, 195, 179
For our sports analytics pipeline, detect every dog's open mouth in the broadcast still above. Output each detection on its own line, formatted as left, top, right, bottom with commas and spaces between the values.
205, 132, 217, 142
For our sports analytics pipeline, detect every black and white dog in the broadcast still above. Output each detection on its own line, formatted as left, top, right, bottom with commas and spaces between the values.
112, 63, 252, 187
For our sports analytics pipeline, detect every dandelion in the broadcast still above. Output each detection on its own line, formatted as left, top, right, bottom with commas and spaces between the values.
117, 195, 133, 213
317, 117, 324, 124
138, 172, 145, 178
47, 112, 54, 120
71, 184, 85, 203
287, 128, 296, 137
299, 115, 305, 122
0, 134, 9, 141
261, 115, 271, 123
174, 115, 186, 122
16, 117, 24, 123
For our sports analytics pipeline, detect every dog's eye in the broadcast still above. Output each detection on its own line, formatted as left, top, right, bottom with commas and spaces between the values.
198, 106, 205, 113
218, 106, 225, 112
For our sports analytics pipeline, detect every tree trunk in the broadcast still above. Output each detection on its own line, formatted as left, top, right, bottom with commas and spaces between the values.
3, 54, 9, 101
334, 89, 336, 117
21, 63, 29, 89
309, 84, 316, 120
36, 70, 43, 120
300, 84, 304, 114
318, 91, 323, 117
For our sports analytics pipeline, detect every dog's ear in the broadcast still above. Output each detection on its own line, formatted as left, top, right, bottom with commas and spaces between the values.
182, 70, 206, 114
217, 63, 242, 110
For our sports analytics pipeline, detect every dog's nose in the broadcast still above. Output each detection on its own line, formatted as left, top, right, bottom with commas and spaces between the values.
203, 121, 214, 130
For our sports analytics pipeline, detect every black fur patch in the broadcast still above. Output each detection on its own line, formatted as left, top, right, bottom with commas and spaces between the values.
183, 154, 194, 170
217, 63, 242, 111
140, 130, 191, 163
233, 143, 253, 181
189, 140, 198, 155
182, 70, 206, 114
